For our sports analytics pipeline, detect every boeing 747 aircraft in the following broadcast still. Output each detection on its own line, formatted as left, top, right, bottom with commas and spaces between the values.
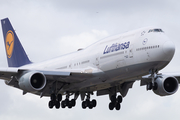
0, 18, 179, 110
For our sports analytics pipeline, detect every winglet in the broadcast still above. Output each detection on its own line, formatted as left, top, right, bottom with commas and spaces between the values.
1, 18, 32, 67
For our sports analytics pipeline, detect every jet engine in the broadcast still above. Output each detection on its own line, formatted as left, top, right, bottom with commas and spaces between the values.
153, 75, 179, 96
18, 71, 46, 92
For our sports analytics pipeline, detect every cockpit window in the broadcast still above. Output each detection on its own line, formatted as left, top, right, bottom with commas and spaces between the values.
148, 29, 164, 33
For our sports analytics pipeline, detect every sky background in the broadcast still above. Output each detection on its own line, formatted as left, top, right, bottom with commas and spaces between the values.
0, 0, 180, 120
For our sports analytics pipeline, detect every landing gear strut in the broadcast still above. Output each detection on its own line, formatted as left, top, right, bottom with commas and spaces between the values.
147, 69, 158, 91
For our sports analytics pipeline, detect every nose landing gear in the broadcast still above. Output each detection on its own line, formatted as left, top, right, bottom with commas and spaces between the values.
146, 69, 158, 91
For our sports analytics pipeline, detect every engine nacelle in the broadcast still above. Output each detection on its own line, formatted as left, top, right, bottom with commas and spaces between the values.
19, 71, 46, 92
153, 76, 179, 96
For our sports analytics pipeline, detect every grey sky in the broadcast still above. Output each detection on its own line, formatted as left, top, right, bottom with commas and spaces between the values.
0, 0, 180, 120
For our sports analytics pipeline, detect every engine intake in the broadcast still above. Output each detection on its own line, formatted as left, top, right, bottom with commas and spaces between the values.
164, 77, 178, 93
153, 76, 179, 96
19, 71, 46, 92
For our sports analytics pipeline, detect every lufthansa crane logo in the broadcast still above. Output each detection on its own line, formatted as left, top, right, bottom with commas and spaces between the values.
142, 38, 148, 45
6, 30, 14, 58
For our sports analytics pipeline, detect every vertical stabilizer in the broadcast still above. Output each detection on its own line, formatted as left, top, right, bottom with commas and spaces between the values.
1, 18, 32, 67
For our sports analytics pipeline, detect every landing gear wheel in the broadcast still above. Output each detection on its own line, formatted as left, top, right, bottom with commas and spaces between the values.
82, 101, 87, 109
68, 101, 72, 109
71, 99, 76, 107
88, 102, 93, 109
61, 101, 66, 108
109, 102, 114, 110
117, 95, 122, 103
65, 99, 69, 106
92, 99, 97, 107
55, 101, 60, 109
49, 101, 54, 109
85, 99, 90, 107
115, 103, 121, 110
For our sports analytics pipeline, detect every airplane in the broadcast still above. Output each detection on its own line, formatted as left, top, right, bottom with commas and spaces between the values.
0, 18, 179, 111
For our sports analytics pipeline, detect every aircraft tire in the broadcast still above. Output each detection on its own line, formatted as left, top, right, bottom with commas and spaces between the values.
109, 102, 114, 110
82, 101, 87, 109
85, 99, 90, 106
92, 99, 97, 107
55, 101, 60, 109
68, 102, 72, 109
65, 99, 69, 106
115, 103, 121, 110
49, 101, 54, 109
61, 101, 66, 108
71, 99, 76, 107
89, 103, 93, 109
117, 95, 122, 103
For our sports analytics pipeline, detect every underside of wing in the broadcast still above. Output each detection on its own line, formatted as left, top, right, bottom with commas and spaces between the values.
0, 67, 96, 83
0, 67, 98, 96
0, 68, 18, 80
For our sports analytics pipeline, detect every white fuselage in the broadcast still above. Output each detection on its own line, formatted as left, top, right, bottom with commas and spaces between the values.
20, 27, 175, 92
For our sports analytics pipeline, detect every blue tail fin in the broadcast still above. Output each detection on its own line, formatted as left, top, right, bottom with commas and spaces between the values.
1, 18, 32, 67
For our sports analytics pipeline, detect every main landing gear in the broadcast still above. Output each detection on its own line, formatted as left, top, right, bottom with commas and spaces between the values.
81, 93, 97, 109
48, 93, 76, 109
48, 92, 97, 110
48, 94, 62, 109
48, 92, 123, 111
109, 94, 123, 110
61, 97, 76, 109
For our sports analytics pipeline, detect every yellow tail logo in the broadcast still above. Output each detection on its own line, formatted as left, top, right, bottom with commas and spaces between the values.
6, 30, 14, 58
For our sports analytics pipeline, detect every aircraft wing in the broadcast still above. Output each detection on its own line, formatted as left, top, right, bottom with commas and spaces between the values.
0, 68, 19, 80
0, 67, 97, 83
0, 67, 97, 97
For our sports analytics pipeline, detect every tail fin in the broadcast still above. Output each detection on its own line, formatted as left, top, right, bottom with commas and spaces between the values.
1, 18, 32, 67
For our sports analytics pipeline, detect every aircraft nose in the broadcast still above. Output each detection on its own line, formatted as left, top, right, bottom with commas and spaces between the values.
163, 41, 175, 55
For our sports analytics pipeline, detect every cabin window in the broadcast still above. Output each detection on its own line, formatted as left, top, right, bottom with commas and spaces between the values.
136, 45, 160, 51
148, 29, 164, 33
